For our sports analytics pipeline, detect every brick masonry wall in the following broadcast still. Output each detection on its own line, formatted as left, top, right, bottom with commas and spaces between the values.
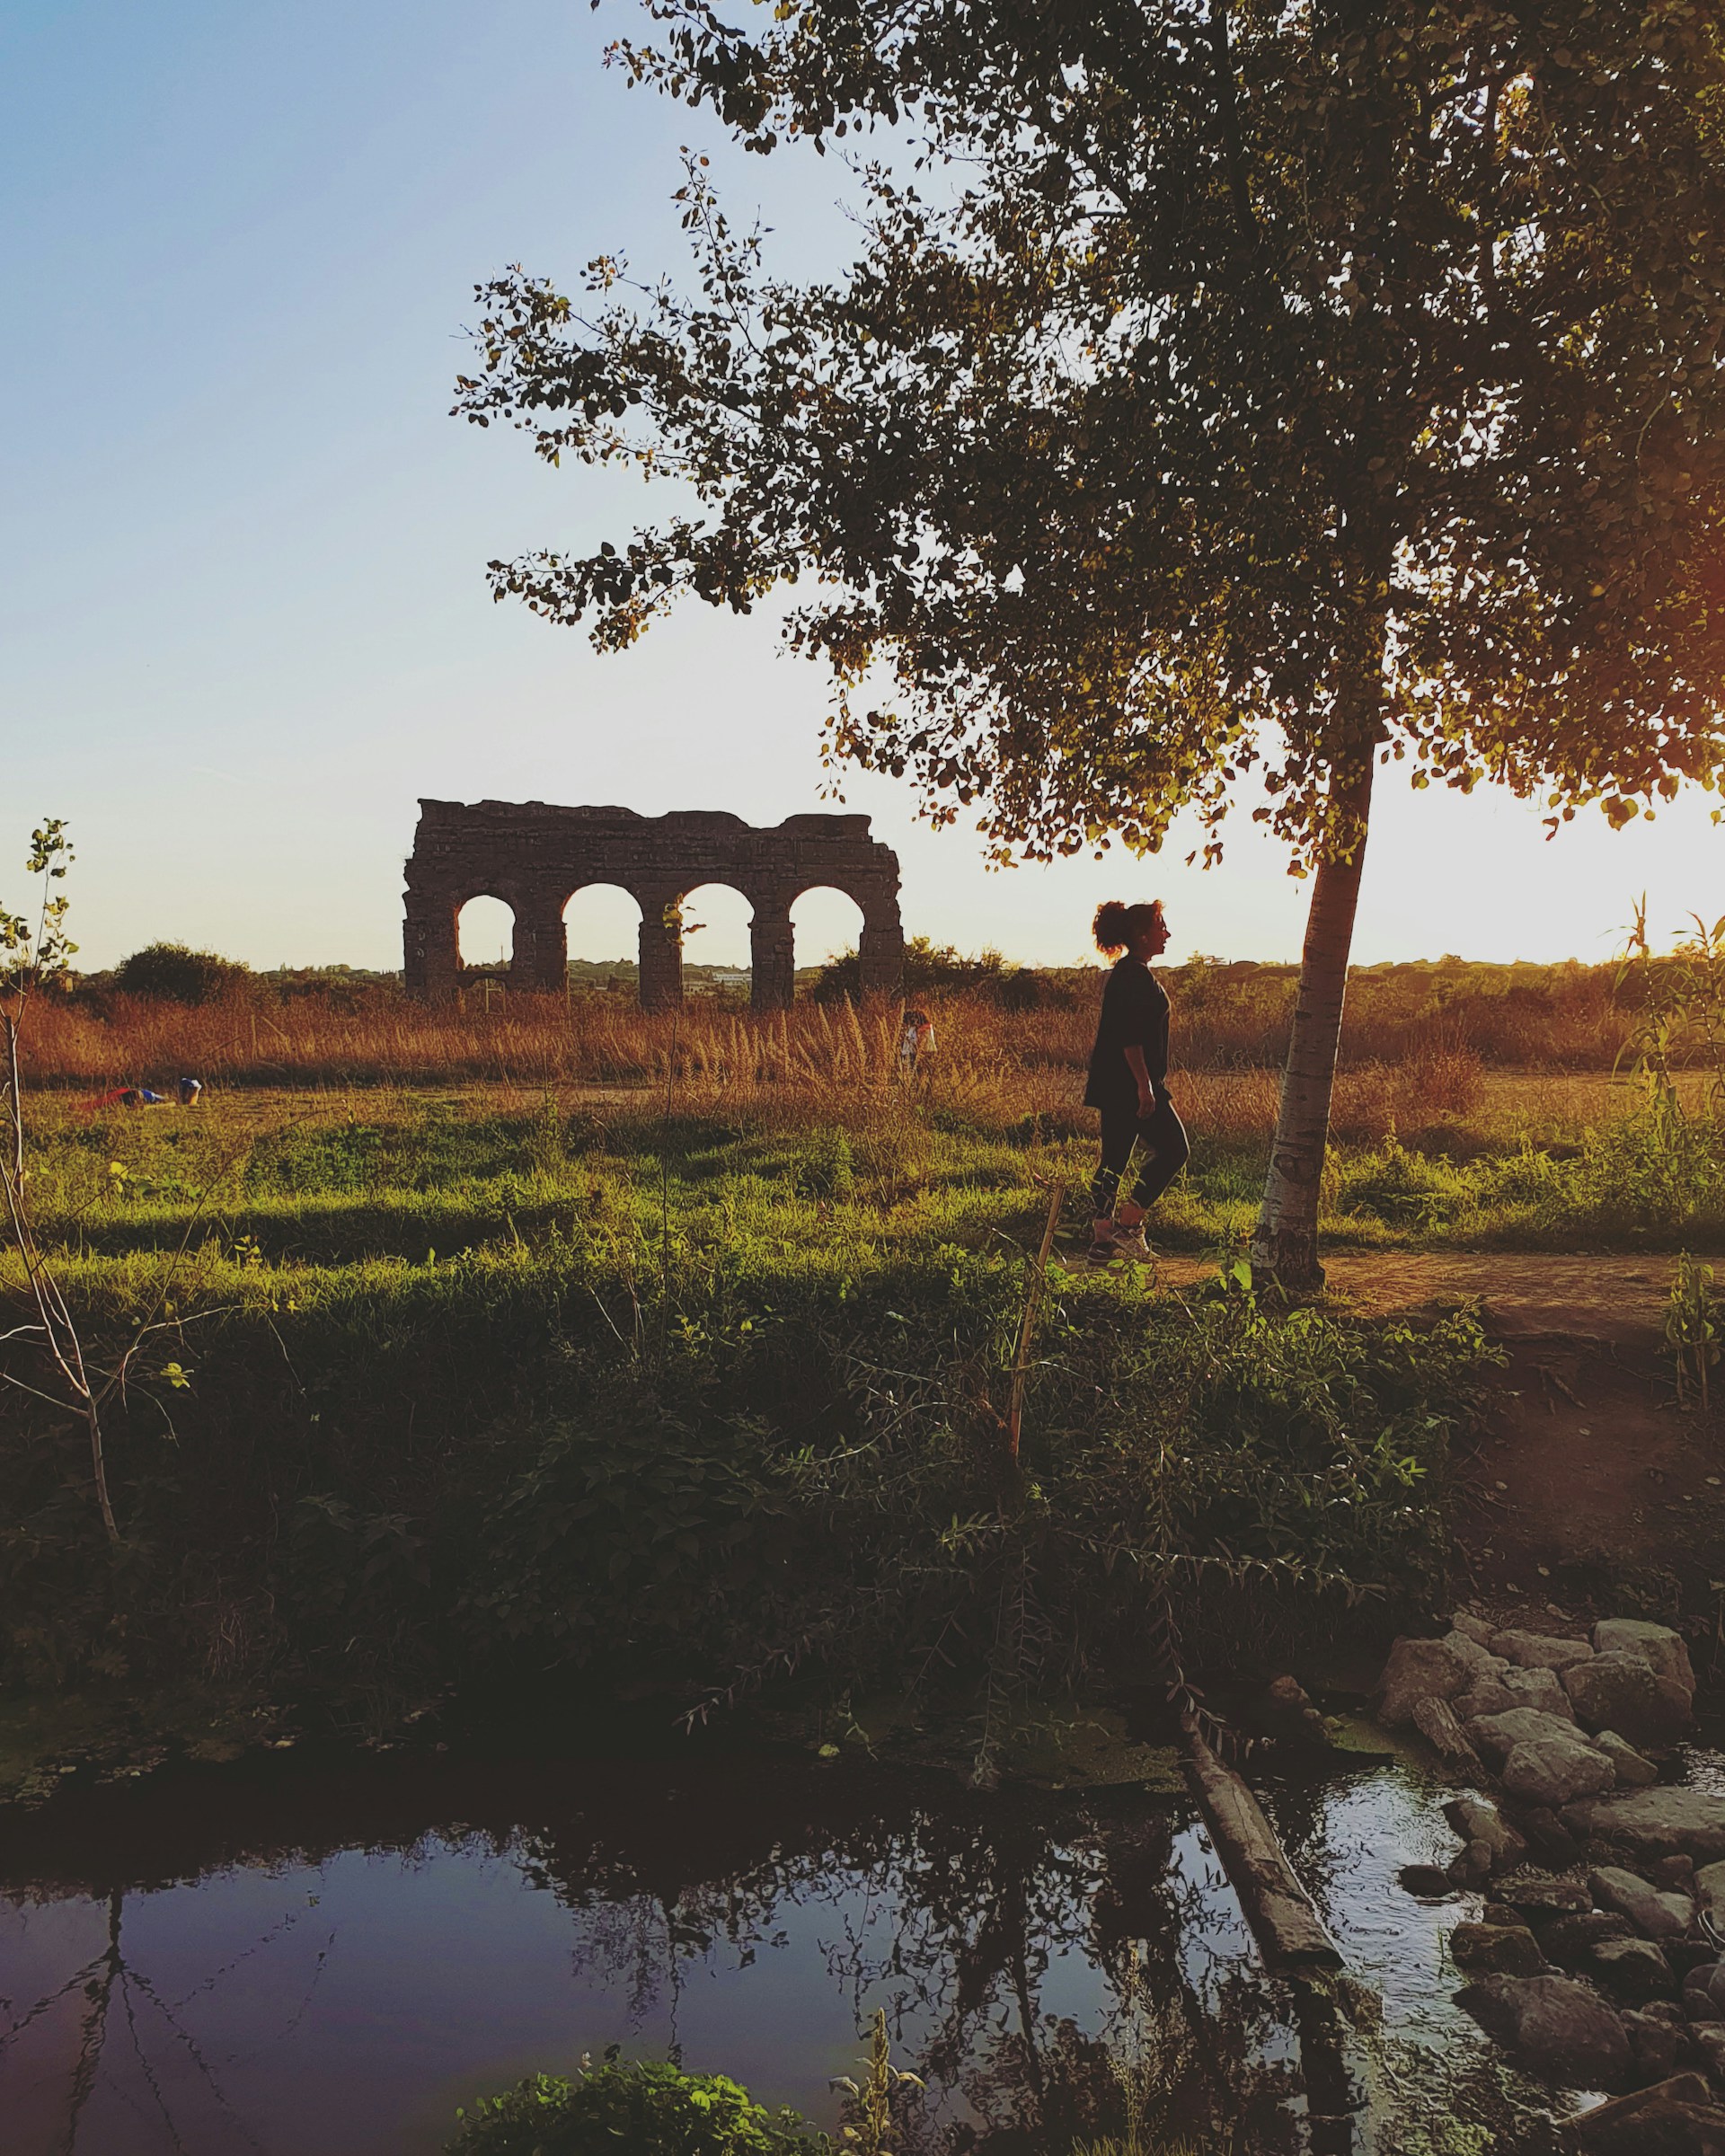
402, 800, 904, 1008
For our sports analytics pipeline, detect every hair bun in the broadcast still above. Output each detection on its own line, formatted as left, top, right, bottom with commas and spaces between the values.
1092, 901, 1129, 954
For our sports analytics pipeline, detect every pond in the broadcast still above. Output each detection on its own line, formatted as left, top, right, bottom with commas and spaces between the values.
0, 1744, 1577, 2155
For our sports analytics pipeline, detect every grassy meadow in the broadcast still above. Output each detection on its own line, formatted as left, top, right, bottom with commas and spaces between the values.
1, 958, 1718, 1735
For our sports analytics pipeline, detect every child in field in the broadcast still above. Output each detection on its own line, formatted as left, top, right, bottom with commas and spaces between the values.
1084, 899, 1189, 1266
898, 1008, 935, 1074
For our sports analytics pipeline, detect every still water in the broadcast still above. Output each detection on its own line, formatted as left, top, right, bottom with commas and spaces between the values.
0, 1746, 1564, 2154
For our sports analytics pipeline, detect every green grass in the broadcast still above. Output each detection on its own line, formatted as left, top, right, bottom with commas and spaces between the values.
23, 1077, 1725, 1277
0, 1085, 1523, 1723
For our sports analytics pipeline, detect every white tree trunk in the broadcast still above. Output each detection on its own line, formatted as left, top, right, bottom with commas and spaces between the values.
1251, 748, 1376, 1289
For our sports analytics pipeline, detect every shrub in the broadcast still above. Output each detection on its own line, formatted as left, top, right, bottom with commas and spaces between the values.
445, 2060, 828, 2156
112, 941, 252, 1005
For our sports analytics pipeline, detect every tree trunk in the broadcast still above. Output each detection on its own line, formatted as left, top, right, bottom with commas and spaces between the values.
1251, 745, 1376, 1289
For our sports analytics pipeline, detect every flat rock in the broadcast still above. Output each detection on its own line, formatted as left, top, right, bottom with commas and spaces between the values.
1446, 1793, 1527, 1864
1593, 1867, 1697, 1943
1470, 1706, 1605, 1763
1457, 1972, 1630, 2087
1376, 1634, 1475, 1727
1589, 1935, 1678, 2004
1544, 1912, 1636, 1964
1695, 1863, 1725, 1934
1572, 2075, 1725, 2154
1505, 1665, 1580, 1720
1598, 1730, 1663, 1789
1594, 1621, 1698, 1695
1566, 1656, 1694, 1751
1567, 1792, 1725, 1865
1622, 2010, 1685, 2086
1496, 1870, 1596, 1917
1494, 1630, 1597, 1674
1452, 1611, 1499, 1647
1504, 1733, 1618, 1807
1452, 1921, 1548, 1976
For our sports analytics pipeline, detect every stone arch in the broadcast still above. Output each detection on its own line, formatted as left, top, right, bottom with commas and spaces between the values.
790, 886, 866, 997
562, 883, 643, 991
456, 894, 515, 972
680, 882, 754, 995
403, 801, 902, 1008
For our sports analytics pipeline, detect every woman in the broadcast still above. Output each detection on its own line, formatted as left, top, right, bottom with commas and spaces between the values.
1084, 899, 1190, 1266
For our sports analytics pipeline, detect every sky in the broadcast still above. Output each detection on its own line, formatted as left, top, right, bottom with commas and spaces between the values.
3, 0, 1721, 976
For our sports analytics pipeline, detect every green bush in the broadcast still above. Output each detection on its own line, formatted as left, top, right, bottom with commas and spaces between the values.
112, 941, 252, 1004
445, 2060, 828, 2156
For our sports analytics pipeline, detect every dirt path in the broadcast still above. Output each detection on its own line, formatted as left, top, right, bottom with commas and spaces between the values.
1152, 1249, 1678, 1344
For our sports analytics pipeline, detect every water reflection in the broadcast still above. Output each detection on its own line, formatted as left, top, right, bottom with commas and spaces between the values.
0, 1752, 1560, 2155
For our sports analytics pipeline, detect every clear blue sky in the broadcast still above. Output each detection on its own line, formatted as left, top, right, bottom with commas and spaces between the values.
3, 0, 1719, 975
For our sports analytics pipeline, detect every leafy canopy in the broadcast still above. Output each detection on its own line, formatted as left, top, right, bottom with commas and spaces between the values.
456, 1, 1725, 866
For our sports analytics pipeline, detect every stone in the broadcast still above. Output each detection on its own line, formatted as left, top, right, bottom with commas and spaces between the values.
1376, 1634, 1476, 1727
1399, 1863, 1458, 1898
401, 800, 906, 1009
1451, 1611, 1499, 1647
1519, 1805, 1587, 1868
1599, 1731, 1665, 1789
1694, 2026, 1725, 2083
1568, 1793, 1725, 1866
1566, 1656, 1695, 1751
1446, 1794, 1527, 1865
1657, 1859, 1698, 1894
1594, 1621, 1699, 1695
1685, 1966, 1725, 2021
1504, 1665, 1580, 1720
1456, 1675, 1520, 1720
1260, 1674, 1330, 1744
1493, 1629, 1597, 1673
1470, 1706, 1606, 1763
1622, 2010, 1686, 2084
1445, 1629, 1508, 1677
1589, 1936, 1679, 2005
1504, 1734, 1618, 1807
1695, 1863, 1725, 1935
1544, 1912, 1637, 1964
1413, 1695, 1489, 1778
1448, 1839, 1498, 1890
1593, 1868, 1697, 1942
1456, 1973, 1630, 2087
1571, 2075, 1725, 2153
1495, 1870, 1596, 1919
1451, 1922, 1548, 1976
1674, 1942, 1723, 1977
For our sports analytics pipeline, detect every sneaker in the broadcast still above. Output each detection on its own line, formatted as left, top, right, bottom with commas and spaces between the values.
1085, 1235, 1122, 1268
1110, 1225, 1154, 1262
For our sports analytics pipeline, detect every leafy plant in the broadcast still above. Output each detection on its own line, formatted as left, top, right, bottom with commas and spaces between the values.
1666, 1252, 1719, 1411
830, 2010, 924, 2156
444, 2056, 828, 2156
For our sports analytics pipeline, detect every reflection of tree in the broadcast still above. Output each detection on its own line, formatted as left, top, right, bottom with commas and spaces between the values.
0, 1884, 324, 2154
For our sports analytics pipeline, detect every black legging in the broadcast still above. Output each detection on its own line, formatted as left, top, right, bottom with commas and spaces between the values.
1091, 1094, 1190, 1217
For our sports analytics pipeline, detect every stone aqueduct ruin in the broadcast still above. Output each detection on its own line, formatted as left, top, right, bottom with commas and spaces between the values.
402, 799, 905, 1009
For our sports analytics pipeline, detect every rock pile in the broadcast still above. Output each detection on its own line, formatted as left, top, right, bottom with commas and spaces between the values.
1373, 1615, 1725, 2140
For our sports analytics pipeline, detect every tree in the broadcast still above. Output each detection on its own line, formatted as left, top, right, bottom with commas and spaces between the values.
455, 0, 1725, 1282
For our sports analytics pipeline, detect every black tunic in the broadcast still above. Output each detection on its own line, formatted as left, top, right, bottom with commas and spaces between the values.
1083, 957, 1170, 1111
